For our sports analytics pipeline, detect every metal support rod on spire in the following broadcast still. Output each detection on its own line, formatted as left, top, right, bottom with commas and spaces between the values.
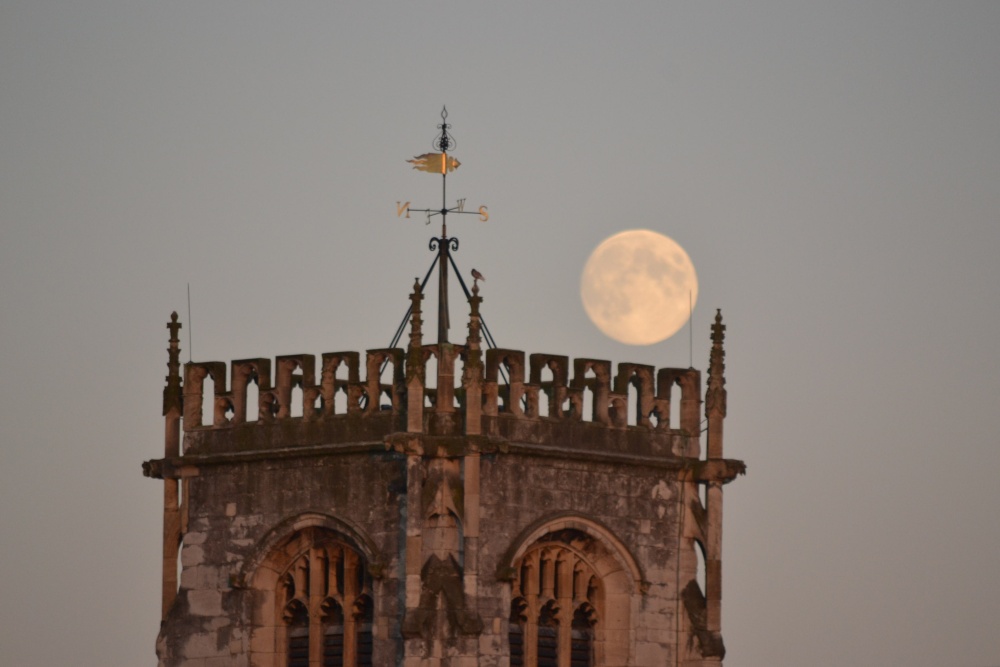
437, 205, 450, 343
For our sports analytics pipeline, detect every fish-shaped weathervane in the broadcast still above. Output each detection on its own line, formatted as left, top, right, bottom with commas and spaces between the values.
407, 152, 461, 174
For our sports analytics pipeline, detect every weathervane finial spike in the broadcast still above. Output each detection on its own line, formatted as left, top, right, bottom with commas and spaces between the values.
435, 106, 454, 153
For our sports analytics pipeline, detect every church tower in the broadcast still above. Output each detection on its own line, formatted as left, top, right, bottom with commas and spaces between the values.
144, 114, 745, 667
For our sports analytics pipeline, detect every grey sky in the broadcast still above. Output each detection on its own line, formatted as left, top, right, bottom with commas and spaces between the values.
1, 3, 998, 666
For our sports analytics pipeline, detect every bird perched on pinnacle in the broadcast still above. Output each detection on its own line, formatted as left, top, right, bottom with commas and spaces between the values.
471, 269, 485, 287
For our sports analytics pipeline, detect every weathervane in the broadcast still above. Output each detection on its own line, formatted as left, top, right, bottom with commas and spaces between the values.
395, 106, 490, 345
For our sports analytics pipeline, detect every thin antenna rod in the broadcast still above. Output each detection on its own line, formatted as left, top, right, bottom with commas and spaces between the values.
187, 283, 193, 363
688, 290, 693, 368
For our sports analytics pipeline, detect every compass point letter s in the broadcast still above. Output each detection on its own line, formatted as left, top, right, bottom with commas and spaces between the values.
479, 205, 489, 222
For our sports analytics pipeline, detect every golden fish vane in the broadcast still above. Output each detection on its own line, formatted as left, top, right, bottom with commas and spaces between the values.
407, 152, 461, 174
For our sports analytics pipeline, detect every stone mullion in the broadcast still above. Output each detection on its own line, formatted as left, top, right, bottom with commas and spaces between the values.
524, 553, 540, 667
325, 547, 346, 667
319, 547, 333, 667
556, 553, 575, 667
525, 594, 539, 667
541, 552, 555, 599
343, 549, 358, 667
309, 547, 325, 667
330, 548, 343, 598
292, 557, 308, 606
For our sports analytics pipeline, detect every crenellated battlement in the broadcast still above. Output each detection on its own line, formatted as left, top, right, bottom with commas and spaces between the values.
169, 283, 715, 462
180, 343, 702, 457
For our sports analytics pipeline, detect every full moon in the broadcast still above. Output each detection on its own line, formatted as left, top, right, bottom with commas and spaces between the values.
580, 230, 698, 345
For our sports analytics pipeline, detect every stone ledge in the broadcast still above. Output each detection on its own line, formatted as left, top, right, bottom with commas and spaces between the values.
504, 444, 745, 484
145, 438, 745, 484
142, 441, 393, 479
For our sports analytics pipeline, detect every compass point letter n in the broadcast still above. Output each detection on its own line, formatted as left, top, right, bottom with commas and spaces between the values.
396, 201, 411, 218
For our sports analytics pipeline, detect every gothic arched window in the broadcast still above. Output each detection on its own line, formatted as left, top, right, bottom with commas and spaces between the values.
509, 529, 613, 667
272, 528, 374, 667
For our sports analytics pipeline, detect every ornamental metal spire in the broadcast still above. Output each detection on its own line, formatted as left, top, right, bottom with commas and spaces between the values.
396, 107, 489, 344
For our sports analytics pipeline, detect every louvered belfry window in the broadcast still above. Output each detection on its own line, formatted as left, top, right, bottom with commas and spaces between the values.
286, 601, 310, 667
322, 601, 344, 667
278, 530, 374, 667
570, 606, 594, 667
537, 603, 559, 667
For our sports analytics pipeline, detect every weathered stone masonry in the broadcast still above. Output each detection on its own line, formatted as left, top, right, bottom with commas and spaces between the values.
145, 284, 745, 667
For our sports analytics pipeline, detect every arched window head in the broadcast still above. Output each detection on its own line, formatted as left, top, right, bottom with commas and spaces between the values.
259, 527, 374, 667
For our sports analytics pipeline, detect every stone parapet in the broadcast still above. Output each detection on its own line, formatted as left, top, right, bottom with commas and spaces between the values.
178, 345, 703, 459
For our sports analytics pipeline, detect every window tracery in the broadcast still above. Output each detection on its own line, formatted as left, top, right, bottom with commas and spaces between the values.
509, 531, 603, 667
273, 529, 374, 667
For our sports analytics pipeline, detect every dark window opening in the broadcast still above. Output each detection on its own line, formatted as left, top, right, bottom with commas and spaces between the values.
287, 601, 310, 667
355, 594, 374, 667
509, 597, 527, 667
509, 624, 524, 667
537, 603, 559, 667
322, 600, 344, 667
571, 606, 594, 667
